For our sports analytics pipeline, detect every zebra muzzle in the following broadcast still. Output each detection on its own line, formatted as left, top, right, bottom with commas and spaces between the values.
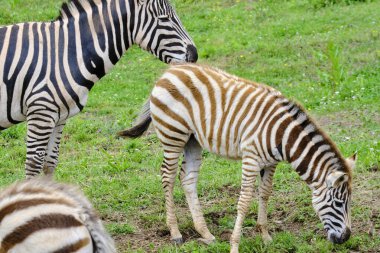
186, 44, 198, 63
328, 227, 351, 244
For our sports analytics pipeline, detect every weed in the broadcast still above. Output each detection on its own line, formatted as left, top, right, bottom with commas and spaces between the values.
326, 41, 345, 90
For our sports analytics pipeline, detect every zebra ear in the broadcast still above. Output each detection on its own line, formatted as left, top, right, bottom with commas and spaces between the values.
346, 152, 357, 169
326, 171, 347, 188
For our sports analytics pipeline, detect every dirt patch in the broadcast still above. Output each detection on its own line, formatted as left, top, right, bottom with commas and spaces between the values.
316, 111, 361, 128
352, 171, 380, 237
217, 183, 243, 198
206, 210, 228, 225
108, 214, 171, 252
110, 169, 380, 252
114, 231, 171, 252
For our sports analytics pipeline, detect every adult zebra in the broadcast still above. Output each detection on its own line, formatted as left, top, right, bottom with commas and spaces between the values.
0, 0, 197, 178
119, 64, 356, 252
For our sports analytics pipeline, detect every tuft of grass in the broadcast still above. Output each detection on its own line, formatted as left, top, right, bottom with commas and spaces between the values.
326, 41, 345, 90
309, 0, 370, 9
107, 223, 135, 235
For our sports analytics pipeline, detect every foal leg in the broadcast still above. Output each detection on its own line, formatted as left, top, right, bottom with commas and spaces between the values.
230, 155, 260, 253
180, 136, 215, 244
257, 166, 275, 243
43, 122, 66, 177
161, 147, 184, 244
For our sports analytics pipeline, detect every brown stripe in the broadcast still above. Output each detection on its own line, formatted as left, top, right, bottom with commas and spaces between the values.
156, 78, 201, 139
255, 97, 283, 162
314, 156, 333, 189
152, 113, 186, 136
51, 238, 91, 253
151, 96, 190, 130
233, 88, 264, 146
0, 198, 75, 223
155, 127, 187, 144
186, 67, 217, 146
305, 150, 329, 184
239, 90, 267, 140
168, 69, 206, 143
263, 108, 286, 159
6, 187, 50, 197
1, 213, 83, 252
224, 87, 254, 155
216, 85, 242, 154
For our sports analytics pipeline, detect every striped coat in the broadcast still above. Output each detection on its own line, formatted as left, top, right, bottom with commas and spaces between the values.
119, 64, 356, 252
0, 0, 197, 178
0, 178, 116, 253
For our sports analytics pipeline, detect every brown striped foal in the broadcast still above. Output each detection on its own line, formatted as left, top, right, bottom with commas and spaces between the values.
0, 178, 116, 253
119, 64, 355, 253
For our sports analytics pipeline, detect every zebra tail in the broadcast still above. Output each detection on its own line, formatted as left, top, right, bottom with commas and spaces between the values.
84, 218, 117, 253
45, 179, 116, 253
117, 99, 151, 138
64, 186, 116, 253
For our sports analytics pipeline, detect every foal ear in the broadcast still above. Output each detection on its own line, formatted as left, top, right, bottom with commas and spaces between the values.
326, 171, 347, 188
346, 152, 357, 169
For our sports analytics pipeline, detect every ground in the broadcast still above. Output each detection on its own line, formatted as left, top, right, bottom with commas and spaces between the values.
0, 0, 379, 252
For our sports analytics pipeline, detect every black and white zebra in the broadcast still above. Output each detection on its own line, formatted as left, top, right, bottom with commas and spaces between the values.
0, 0, 197, 178
119, 64, 356, 252
0, 177, 116, 253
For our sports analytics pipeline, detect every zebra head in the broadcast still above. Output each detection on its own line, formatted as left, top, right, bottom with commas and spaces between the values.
134, 0, 198, 63
312, 154, 356, 244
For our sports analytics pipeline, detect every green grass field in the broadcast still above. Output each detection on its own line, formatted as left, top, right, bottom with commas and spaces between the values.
0, 0, 379, 252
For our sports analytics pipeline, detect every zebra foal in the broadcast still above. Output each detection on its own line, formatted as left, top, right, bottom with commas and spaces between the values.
0, 178, 116, 253
119, 64, 356, 252
0, 0, 197, 178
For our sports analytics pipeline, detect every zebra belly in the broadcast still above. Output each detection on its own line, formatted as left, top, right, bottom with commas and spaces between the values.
193, 130, 242, 160
0, 82, 26, 129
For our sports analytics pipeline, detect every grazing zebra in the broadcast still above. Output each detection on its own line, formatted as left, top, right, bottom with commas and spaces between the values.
118, 64, 356, 252
0, 0, 197, 178
0, 177, 116, 253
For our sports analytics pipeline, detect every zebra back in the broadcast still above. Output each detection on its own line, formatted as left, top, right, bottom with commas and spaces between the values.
0, 178, 116, 253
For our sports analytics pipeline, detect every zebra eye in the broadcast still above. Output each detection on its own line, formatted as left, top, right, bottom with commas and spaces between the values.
158, 15, 170, 21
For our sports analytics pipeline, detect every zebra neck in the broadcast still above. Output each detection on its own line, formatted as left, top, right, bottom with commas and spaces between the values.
282, 115, 346, 190
56, 0, 135, 89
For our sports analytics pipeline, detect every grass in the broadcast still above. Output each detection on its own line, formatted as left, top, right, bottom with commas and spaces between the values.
0, 0, 379, 252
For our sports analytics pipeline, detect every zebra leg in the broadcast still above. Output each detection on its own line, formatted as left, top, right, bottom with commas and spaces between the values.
230, 155, 259, 253
180, 136, 215, 245
43, 122, 66, 176
161, 149, 183, 244
25, 117, 57, 179
257, 167, 275, 243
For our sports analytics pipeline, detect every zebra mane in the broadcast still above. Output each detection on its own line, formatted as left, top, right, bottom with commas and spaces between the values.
56, 0, 106, 20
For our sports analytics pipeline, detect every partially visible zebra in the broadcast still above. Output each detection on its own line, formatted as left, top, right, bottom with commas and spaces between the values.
0, 177, 116, 253
0, 0, 197, 178
119, 64, 356, 252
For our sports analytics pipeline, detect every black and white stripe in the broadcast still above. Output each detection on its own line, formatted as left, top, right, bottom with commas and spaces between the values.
0, 0, 197, 178
0, 178, 116, 253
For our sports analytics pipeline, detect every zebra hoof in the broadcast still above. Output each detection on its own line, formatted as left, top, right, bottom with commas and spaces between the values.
262, 234, 273, 244
171, 237, 183, 245
197, 237, 216, 245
